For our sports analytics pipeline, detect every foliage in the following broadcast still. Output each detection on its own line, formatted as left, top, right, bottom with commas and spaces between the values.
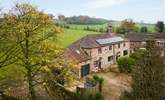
140, 26, 148, 33
88, 92, 104, 100
93, 75, 99, 81
117, 56, 135, 73
62, 15, 108, 24
129, 49, 146, 60
155, 21, 164, 33
0, 3, 62, 100
44, 80, 75, 100
77, 92, 104, 100
116, 19, 138, 34
121, 40, 165, 100
43, 57, 79, 100
93, 75, 104, 93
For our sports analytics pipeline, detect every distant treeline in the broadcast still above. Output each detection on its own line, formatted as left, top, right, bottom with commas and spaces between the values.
58, 15, 109, 24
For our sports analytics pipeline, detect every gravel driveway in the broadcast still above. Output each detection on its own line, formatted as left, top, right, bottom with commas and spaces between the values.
95, 72, 131, 100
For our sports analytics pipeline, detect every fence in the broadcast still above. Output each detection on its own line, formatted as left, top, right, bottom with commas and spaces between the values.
76, 83, 99, 96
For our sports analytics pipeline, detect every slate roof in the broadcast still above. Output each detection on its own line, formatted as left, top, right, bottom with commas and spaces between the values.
153, 33, 165, 39
65, 33, 126, 63
125, 33, 165, 42
96, 37, 124, 45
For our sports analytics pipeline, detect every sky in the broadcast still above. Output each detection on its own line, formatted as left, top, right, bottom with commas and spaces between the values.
0, 0, 165, 23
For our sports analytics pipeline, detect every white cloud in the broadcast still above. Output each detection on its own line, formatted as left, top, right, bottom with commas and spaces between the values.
147, 2, 165, 11
158, 5, 165, 10
87, 0, 129, 9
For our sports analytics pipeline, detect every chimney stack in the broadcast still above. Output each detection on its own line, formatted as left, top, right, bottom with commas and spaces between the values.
108, 26, 112, 33
107, 22, 115, 36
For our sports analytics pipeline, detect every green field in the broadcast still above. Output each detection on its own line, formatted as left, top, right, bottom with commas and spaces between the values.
59, 29, 99, 47
67, 22, 156, 33
60, 22, 156, 47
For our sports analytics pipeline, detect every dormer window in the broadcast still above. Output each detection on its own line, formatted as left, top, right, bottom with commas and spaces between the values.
98, 48, 102, 54
76, 50, 80, 54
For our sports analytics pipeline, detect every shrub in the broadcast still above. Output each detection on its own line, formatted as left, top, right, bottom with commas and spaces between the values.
93, 75, 99, 81
130, 49, 146, 60
87, 92, 104, 100
93, 75, 104, 93
94, 92, 104, 100
140, 26, 148, 33
117, 56, 135, 73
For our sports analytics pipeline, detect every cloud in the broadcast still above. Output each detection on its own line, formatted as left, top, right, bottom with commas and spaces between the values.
158, 5, 165, 10
87, 0, 129, 9
148, 3, 165, 12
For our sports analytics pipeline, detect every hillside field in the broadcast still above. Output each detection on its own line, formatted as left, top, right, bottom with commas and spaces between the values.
67, 22, 156, 32
59, 29, 99, 47
60, 22, 156, 47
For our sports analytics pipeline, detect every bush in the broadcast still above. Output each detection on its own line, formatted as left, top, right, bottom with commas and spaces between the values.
93, 75, 99, 81
117, 56, 135, 73
94, 92, 104, 100
140, 26, 148, 33
93, 75, 104, 93
87, 92, 104, 100
130, 49, 146, 60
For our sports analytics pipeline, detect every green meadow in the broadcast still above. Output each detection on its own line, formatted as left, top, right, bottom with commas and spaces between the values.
59, 22, 156, 47
67, 22, 155, 33
59, 29, 99, 47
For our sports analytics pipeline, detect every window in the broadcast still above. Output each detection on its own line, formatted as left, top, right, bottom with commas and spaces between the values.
94, 61, 98, 67
108, 56, 113, 62
81, 64, 90, 77
76, 50, 80, 54
123, 50, 128, 56
123, 43, 126, 47
109, 45, 112, 50
98, 48, 102, 54
118, 43, 120, 48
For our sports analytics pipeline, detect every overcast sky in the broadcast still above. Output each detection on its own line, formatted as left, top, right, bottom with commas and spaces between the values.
0, 0, 165, 23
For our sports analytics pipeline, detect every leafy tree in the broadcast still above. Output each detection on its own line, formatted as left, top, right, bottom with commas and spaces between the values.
121, 40, 165, 100
99, 27, 104, 32
155, 21, 164, 33
0, 3, 62, 100
64, 15, 108, 24
129, 49, 146, 60
140, 26, 148, 33
117, 57, 135, 73
116, 19, 138, 34
58, 14, 65, 21
0, 10, 19, 68
43, 57, 79, 100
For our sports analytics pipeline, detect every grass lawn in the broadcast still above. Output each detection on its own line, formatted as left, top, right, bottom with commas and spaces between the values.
59, 29, 99, 47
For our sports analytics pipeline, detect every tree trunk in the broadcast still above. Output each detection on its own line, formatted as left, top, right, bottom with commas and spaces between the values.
25, 32, 36, 100
27, 70, 36, 100
99, 84, 102, 93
